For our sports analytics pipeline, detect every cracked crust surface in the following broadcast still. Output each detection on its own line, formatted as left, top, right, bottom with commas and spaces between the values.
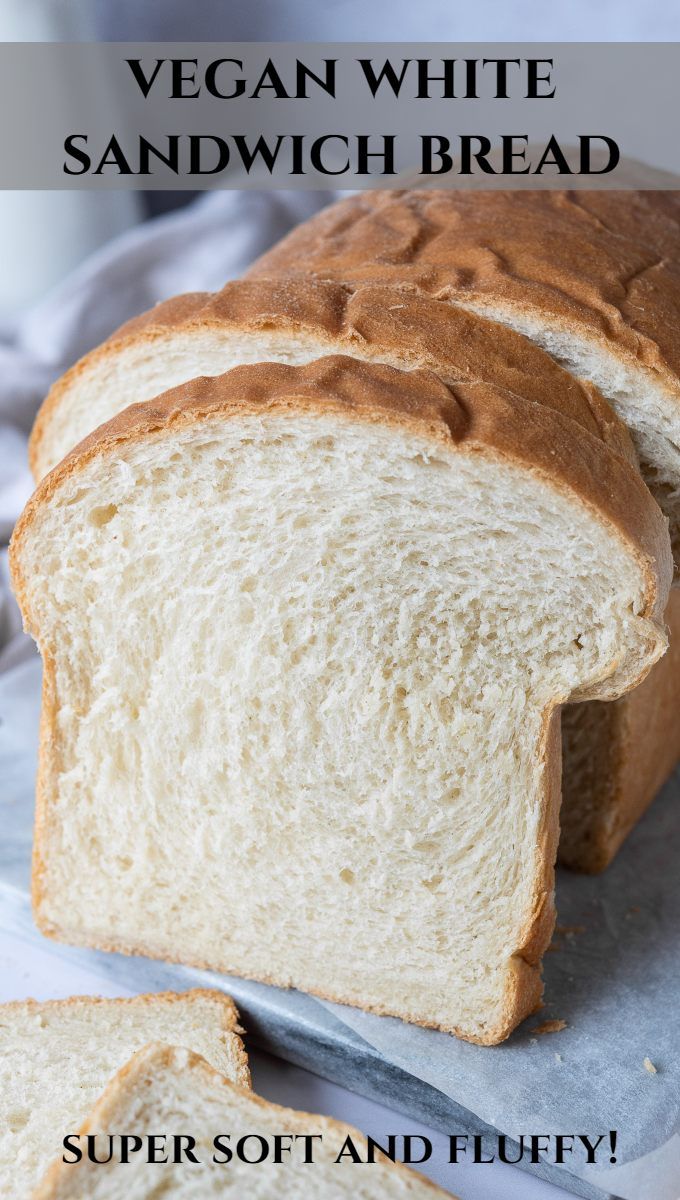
29, 276, 636, 481
248, 190, 680, 392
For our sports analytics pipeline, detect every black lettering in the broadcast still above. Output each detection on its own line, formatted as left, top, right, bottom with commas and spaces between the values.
421, 134, 452, 174
416, 59, 456, 98
138, 135, 180, 175
93, 135, 134, 175
174, 1135, 199, 1164
356, 134, 396, 175
62, 1135, 82, 1165
212, 1134, 233, 1164
119, 1135, 143, 1164
63, 134, 91, 175
272, 1134, 295, 1163
366, 1135, 397, 1162
205, 59, 246, 99
527, 58, 556, 98
148, 1135, 169, 1164
448, 1134, 468, 1163
237, 1134, 269, 1163
472, 1134, 495, 1163
334, 1133, 364, 1162
554, 1135, 575, 1164
126, 58, 164, 98
233, 134, 286, 174
498, 1135, 524, 1164
482, 58, 521, 98
188, 135, 230, 175
296, 59, 336, 97
310, 135, 350, 175
252, 59, 289, 98
460, 135, 495, 174
502, 134, 530, 173
171, 59, 200, 98
358, 58, 411, 98
579, 135, 620, 174
533, 135, 572, 174
578, 1134, 606, 1164
403, 1135, 432, 1164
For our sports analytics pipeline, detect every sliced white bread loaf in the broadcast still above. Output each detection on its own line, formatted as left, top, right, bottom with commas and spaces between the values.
248, 189, 680, 564
26, 279, 678, 871
28, 278, 634, 482
11, 357, 671, 1043
35, 1043, 450, 1199
0, 990, 249, 1200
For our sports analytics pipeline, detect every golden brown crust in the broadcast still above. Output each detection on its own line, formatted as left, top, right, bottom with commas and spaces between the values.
560, 587, 680, 872
28, 275, 636, 480
248, 189, 680, 399
34, 1044, 452, 1199
11, 356, 671, 1047
17, 356, 671, 620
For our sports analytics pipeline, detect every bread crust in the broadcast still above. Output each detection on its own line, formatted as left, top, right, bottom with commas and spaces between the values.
247, 190, 680, 401
0, 990, 251, 1090
34, 1043, 451, 1199
560, 587, 680, 872
11, 356, 671, 1046
28, 276, 636, 481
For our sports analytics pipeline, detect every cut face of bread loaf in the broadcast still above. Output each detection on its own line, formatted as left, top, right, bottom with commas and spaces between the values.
0, 990, 248, 1200
560, 586, 680, 872
248, 189, 680, 564
11, 357, 671, 1044
35, 1044, 450, 1199
27, 278, 677, 870
28, 278, 635, 482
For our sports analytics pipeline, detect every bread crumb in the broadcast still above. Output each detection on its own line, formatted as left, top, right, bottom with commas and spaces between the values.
529, 1037, 537, 1046
532, 1019, 568, 1035
555, 924, 585, 936
643, 1057, 658, 1074
554, 1052, 563, 1062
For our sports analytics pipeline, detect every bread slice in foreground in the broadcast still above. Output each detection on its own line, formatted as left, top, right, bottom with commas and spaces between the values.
0, 991, 249, 1200
11, 357, 671, 1043
28, 277, 635, 482
35, 1044, 450, 1200
248, 189, 680, 564
560, 586, 680, 872
26, 278, 678, 874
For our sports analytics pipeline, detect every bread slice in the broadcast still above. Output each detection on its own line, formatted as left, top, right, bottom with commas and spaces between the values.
560, 586, 680, 871
28, 278, 635, 482
25, 280, 676, 871
10, 357, 671, 1044
35, 1044, 449, 1199
248, 189, 680, 563
0, 990, 249, 1200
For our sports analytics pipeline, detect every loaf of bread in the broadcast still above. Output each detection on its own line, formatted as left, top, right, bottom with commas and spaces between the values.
28, 278, 678, 871
11, 356, 671, 1043
35, 1044, 449, 1199
248, 190, 680, 564
0, 990, 248, 1200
